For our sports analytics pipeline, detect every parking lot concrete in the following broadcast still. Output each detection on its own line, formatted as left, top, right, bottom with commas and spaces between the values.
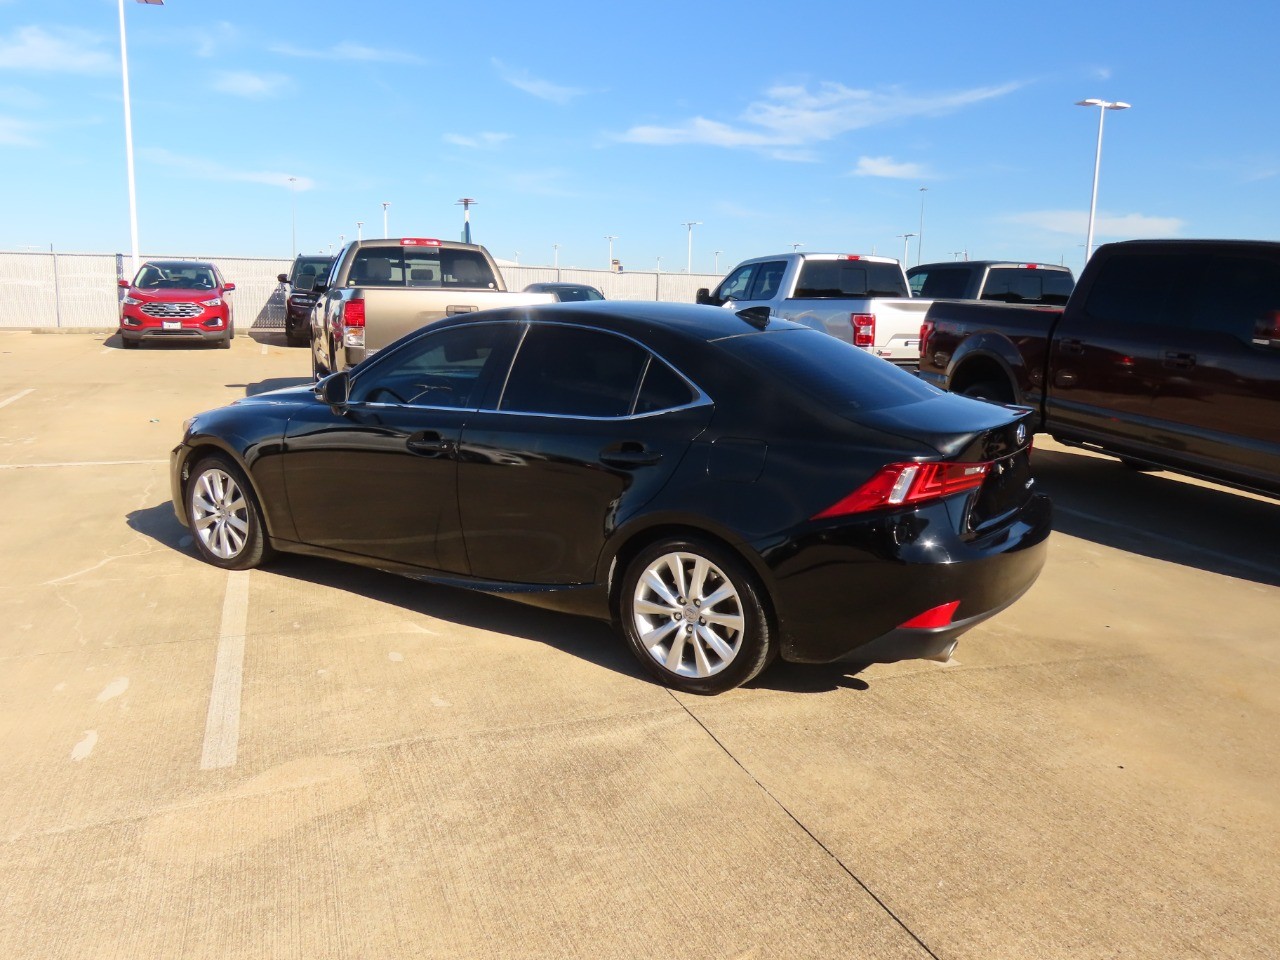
1, 329, 1277, 960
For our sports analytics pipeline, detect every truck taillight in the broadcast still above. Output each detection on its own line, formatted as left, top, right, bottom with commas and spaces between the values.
920, 319, 935, 360
851, 313, 875, 348
812, 461, 991, 519
341, 299, 365, 348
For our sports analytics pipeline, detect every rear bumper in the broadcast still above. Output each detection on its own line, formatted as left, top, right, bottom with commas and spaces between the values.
762, 493, 1051, 664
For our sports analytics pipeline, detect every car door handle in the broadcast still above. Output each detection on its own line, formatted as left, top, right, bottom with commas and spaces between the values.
406, 431, 451, 456
1163, 351, 1196, 370
600, 442, 662, 467
1058, 337, 1085, 356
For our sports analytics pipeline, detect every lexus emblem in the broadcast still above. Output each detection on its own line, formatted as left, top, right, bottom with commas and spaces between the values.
1016, 423, 1027, 446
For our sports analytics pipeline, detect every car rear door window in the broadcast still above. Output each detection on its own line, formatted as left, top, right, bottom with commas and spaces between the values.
500, 326, 650, 418
911, 267, 969, 298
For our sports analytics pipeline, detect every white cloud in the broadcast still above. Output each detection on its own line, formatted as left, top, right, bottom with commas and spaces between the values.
0, 115, 37, 147
141, 148, 315, 191
852, 155, 928, 179
0, 25, 115, 74
271, 42, 425, 65
212, 71, 292, 99
619, 80, 1020, 158
492, 59, 585, 104
443, 132, 512, 149
1006, 210, 1186, 238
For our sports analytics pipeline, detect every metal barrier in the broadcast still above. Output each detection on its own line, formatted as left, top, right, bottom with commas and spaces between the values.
0, 251, 722, 331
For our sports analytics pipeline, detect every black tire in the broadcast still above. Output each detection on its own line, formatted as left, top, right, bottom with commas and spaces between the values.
218, 331, 231, 349
619, 537, 775, 694
185, 455, 273, 570
961, 380, 1011, 404
285, 322, 308, 348
120, 335, 138, 350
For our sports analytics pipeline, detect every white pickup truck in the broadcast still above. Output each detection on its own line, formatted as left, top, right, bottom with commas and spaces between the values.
696, 252, 929, 367
310, 238, 554, 376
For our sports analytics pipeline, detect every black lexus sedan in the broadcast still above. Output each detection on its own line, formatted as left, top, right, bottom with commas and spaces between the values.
171, 301, 1050, 693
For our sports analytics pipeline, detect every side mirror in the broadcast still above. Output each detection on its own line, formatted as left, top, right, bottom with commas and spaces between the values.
695, 287, 714, 305
277, 273, 289, 284
223, 282, 236, 292
318, 370, 350, 408
117, 279, 130, 289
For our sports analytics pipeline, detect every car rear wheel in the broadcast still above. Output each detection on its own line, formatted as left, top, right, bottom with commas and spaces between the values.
186, 455, 273, 570
620, 538, 775, 694
961, 380, 1011, 404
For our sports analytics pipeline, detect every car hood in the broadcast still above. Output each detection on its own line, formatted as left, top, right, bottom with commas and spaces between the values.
231, 384, 318, 407
128, 288, 225, 301
851, 391, 1034, 461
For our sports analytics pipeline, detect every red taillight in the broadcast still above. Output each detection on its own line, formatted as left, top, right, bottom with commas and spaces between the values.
899, 600, 962, 630
343, 299, 366, 327
852, 313, 875, 348
400, 238, 442, 247
812, 461, 991, 519
919, 319, 935, 359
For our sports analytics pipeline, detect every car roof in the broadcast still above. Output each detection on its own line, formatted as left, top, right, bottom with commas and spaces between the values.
436, 300, 805, 344
907, 260, 1072, 273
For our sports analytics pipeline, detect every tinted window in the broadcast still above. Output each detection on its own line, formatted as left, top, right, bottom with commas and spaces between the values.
346, 247, 496, 289
747, 261, 787, 300
635, 358, 697, 414
981, 268, 1075, 305
349, 324, 504, 408
716, 264, 756, 301
1083, 254, 1198, 326
501, 326, 649, 418
794, 260, 908, 298
722, 328, 938, 412
911, 267, 969, 298
1189, 255, 1280, 342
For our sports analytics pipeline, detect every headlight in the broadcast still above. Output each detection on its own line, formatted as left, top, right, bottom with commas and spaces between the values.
122, 295, 142, 305
200, 296, 223, 307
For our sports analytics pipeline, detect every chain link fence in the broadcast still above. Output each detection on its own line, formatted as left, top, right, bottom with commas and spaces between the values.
0, 251, 722, 331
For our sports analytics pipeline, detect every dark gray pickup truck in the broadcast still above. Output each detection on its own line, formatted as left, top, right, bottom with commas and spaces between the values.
918, 239, 1280, 497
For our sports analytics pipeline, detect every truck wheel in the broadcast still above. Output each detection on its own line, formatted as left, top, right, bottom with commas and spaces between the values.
961, 381, 1012, 404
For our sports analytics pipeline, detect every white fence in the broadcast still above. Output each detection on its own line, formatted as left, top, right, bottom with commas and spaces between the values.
0, 251, 722, 331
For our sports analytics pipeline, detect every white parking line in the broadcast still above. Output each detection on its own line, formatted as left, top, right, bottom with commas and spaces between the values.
200, 569, 250, 770
0, 459, 168, 470
0, 388, 34, 410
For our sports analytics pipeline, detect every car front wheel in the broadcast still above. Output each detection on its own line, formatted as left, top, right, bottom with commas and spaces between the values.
186, 455, 273, 570
619, 538, 775, 694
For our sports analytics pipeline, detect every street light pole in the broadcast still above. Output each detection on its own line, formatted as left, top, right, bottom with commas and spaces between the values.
1076, 98, 1131, 261
897, 233, 916, 263
682, 221, 702, 273
355, 220, 363, 242
288, 176, 297, 258
381, 201, 390, 239
117, 0, 164, 276
917, 187, 928, 266
605, 235, 618, 269
713, 250, 722, 273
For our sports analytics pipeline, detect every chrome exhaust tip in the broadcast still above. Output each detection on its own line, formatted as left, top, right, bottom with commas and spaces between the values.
926, 641, 958, 663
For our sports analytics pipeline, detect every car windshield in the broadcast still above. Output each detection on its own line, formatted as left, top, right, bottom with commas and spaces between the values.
135, 264, 217, 289
290, 258, 332, 288
346, 248, 497, 288
553, 286, 603, 301
722, 328, 938, 412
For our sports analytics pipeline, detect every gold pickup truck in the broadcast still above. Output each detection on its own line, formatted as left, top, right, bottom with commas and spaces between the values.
309, 238, 554, 376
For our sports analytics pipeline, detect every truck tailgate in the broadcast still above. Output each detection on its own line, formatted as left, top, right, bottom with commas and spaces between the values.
864, 297, 932, 365
362, 290, 555, 352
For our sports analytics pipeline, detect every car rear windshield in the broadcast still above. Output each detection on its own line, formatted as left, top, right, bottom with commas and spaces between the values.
722, 328, 938, 411
981, 268, 1074, 306
346, 248, 497, 289
794, 260, 908, 299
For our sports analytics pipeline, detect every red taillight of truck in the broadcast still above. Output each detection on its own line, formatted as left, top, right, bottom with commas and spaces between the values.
852, 313, 875, 348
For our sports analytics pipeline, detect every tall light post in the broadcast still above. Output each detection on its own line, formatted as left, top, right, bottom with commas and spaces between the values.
713, 250, 723, 273
288, 176, 297, 258
117, 0, 164, 276
381, 201, 391, 238
605, 235, 618, 269
355, 220, 363, 242
897, 233, 916, 263
682, 221, 702, 273
791, 242, 803, 252
552, 243, 560, 270
917, 187, 928, 265
456, 198, 477, 243
1076, 98, 1131, 261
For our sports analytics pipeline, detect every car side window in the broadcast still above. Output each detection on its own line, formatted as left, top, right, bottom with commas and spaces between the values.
634, 357, 697, 414
349, 324, 506, 408
1189, 255, 1280, 344
500, 325, 649, 418
717, 264, 756, 301
1083, 254, 1198, 327
747, 261, 787, 300
914, 267, 968, 299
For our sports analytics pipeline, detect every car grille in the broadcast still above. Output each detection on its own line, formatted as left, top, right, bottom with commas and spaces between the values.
141, 302, 202, 319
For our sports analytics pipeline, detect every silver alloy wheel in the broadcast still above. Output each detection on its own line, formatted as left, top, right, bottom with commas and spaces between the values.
631, 551, 746, 679
191, 467, 250, 561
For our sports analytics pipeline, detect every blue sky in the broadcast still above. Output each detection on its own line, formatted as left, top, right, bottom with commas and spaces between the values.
1, 0, 1276, 276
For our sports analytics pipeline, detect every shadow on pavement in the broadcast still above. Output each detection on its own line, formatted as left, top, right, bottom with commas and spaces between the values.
225, 376, 313, 396
1032, 447, 1280, 587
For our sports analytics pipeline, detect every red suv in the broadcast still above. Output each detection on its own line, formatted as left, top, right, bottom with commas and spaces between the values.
118, 260, 236, 349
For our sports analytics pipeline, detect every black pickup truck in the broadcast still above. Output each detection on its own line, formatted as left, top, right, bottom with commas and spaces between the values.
918, 239, 1280, 497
